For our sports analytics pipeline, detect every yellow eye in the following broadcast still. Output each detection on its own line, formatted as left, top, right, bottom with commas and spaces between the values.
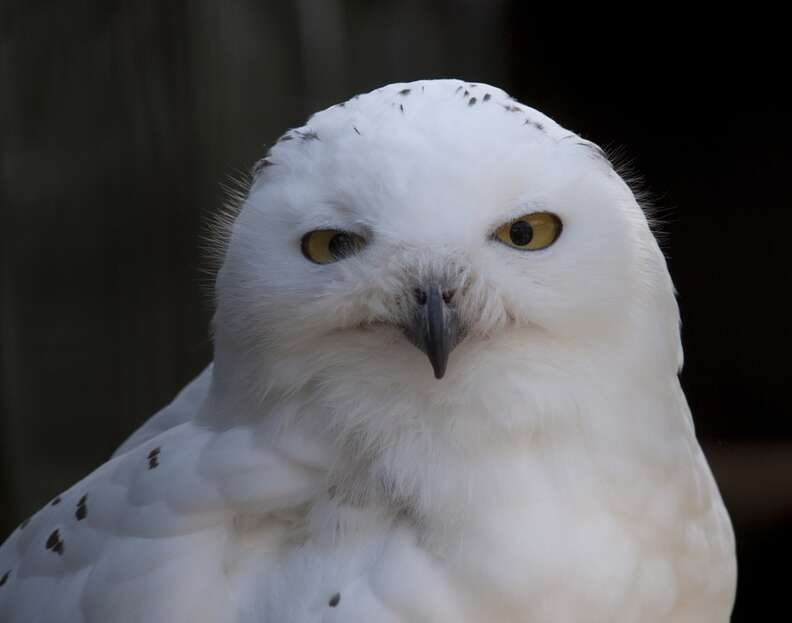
493, 212, 562, 251
301, 229, 367, 264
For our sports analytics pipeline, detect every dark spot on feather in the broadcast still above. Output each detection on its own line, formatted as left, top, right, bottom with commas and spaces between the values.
51, 496, 61, 506
148, 447, 161, 469
253, 158, 275, 175
455, 85, 463, 93
463, 90, 469, 97
46, 529, 64, 555
353, 126, 361, 135
338, 102, 345, 107
503, 104, 521, 113
398, 88, 411, 96
298, 130, 319, 141
0, 570, 9, 586
524, 120, 545, 131
483, 93, 491, 102
76, 495, 88, 521
575, 141, 608, 160
327, 485, 338, 499
399, 104, 404, 113
468, 97, 477, 107
279, 134, 293, 142
329, 593, 341, 607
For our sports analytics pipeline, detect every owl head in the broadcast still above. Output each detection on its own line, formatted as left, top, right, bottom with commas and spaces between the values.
210, 80, 680, 437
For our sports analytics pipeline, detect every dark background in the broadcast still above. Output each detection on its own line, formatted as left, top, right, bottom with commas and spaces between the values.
1, 2, 789, 620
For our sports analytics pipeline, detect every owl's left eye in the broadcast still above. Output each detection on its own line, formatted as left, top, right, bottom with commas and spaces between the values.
301, 229, 367, 264
493, 212, 562, 251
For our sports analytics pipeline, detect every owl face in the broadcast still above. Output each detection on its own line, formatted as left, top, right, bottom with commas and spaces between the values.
214, 81, 678, 405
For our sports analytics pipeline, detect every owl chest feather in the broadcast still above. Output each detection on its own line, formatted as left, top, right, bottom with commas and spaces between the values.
227, 425, 734, 623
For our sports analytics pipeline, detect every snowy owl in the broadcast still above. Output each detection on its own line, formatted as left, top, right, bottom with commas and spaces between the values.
0, 79, 736, 622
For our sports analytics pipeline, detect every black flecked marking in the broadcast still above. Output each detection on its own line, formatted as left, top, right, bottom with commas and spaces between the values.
524, 120, 545, 131
252, 158, 275, 177
353, 126, 361, 135
455, 85, 463, 93
398, 88, 411, 96
468, 97, 477, 107
148, 447, 161, 470
574, 141, 607, 159
0, 570, 9, 587
51, 496, 61, 506
572, 140, 609, 163
279, 134, 293, 142
298, 130, 319, 141
463, 90, 469, 97
338, 102, 345, 107
75, 495, 88, 521
483, 93, 491, 102
503, 104, 521, 113
399, 104, 404, 113
329, 593, 341, 607
46, 529, 64, 556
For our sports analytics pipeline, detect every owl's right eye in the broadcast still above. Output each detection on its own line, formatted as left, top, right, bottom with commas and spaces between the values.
301, 229, 367, 264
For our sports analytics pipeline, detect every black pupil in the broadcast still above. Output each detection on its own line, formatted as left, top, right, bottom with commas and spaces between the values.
328, 233, 358, 259
509, 220, 533, 246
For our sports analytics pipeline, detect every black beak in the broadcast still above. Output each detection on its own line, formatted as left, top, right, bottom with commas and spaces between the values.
405, 285, 460, 380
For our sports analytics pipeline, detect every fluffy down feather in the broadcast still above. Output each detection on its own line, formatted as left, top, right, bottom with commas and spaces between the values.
0, 79, 736, 622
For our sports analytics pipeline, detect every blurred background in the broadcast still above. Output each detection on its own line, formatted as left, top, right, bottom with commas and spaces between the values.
1, 1, 789, 619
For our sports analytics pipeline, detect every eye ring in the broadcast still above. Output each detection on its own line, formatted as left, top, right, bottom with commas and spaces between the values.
493, 212, 562, 251
301, 229, 367, 264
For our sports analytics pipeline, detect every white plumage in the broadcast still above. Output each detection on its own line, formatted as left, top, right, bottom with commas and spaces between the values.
0, 79, 736, 622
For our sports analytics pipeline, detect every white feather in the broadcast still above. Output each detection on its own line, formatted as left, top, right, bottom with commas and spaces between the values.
0, 79, 736, 622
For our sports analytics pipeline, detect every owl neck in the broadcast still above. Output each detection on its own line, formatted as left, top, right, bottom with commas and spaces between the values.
204, 333, 694, 531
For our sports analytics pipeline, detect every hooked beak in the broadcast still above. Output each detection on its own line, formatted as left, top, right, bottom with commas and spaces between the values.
404, 285, 461, 380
